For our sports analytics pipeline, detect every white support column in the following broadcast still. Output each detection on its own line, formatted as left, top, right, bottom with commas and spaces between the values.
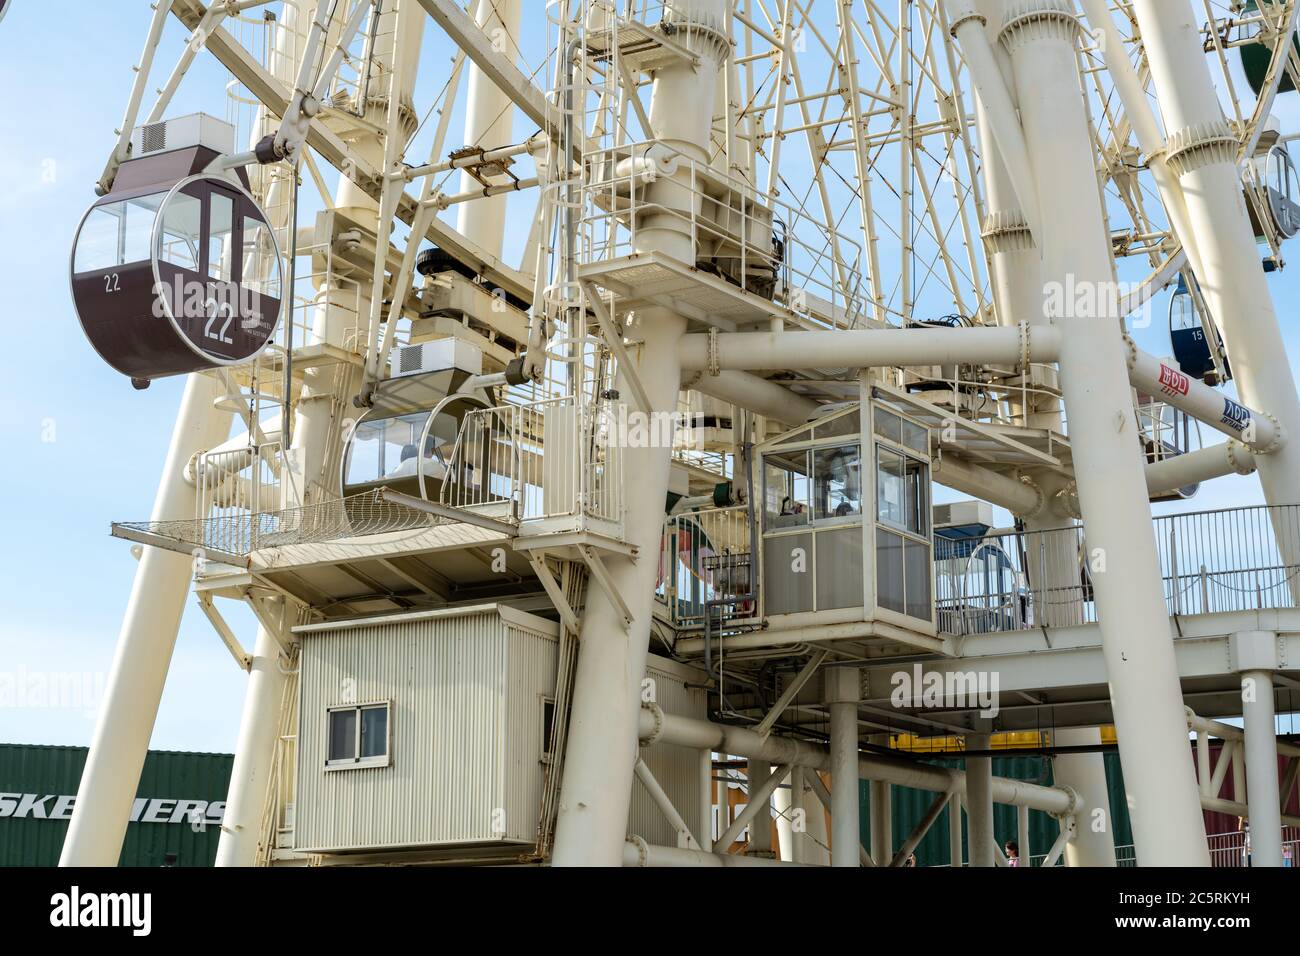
215, 606, 289, 867
993, 0, 1209, 865
60, 375, 233, 866
457, 0, 523, 252
803, 772, 832, 866
746, 759, 773, 856
1131, 2, 1300, 536
949, 793, 964, 867
552, 0, 731, 867
869, 735, 893, 865
1243, 670, 1283, 867
774, 767, 794, 862
827, 668, 862, 868
966, 731, 995, 867
699, 748, 714, 852
1017, 804, 1030, 866
1051, 726, 1117, 866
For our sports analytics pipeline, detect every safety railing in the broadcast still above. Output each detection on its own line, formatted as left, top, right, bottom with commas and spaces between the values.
657, 506, 755, 628
577, 141, 868, 329
440, 395, 624, 530
935, 504, 1300, 636
193, 441, 290, 556
1206, 826, 1300, 868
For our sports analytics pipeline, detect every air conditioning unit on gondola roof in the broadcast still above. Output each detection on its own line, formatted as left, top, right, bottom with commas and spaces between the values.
129, 112, 235, 160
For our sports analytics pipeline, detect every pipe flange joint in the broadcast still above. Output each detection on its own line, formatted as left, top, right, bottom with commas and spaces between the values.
1120, 332, 1138, 371
1019, 474, 1047, 518
999, 1, 1082, 54
1225, 439, 1256, 475
948, 11, 986, 37
1256, 411, 1285, 455
1163, 121, 1239, 179
708, 327, 720, 377
981, 210, 1034, 253
625, 834, 649, 867
1056, 784, 1083, 818
641, 701, 666, 746
1052, 481, 1081, 520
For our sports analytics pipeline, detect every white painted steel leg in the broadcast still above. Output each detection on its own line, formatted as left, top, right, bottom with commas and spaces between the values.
215, 617, 288, 866
1051, 726, 1117, 866
949, 793, 964, 867
775, 769, 794, 862
828, 668, 861, 867
747, 759, 773, 856
1017, 804, 1030, 867
552, 0, 729, 867
1131, 2, 1300, 537
966, 732, 994, 867
995, 2, 1209, 865
457, 0, 523, 252
869, 735, 893, 865
60, 375, 233, 866
1243, 671, 1282, 867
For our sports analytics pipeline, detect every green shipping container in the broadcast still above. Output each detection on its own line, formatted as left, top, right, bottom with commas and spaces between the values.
0, 743, 233, 867
860, 752, 1136, 866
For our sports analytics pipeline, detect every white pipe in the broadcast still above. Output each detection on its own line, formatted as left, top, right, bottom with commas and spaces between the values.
686, 370, 819, 428
623, 836, 810, 867
1126, 341, 1282, 452
638, 706, 1075, 815
1242, 670, 1283, 866
677, 325, 1059, 372
932, 453, 1044, 516
634, 759, 701, 850
61, 375, 233, 865
1145, 442, 1256, 497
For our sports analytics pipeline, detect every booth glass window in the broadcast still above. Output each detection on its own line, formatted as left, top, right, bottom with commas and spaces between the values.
874, 436, 931, 622
813, 444, 862, 520
240, 216, 280, 297
207, 192, 235, 282
157, 192, 202, 271
73, 193, 163, 273
763, 450, 811, 527
327, 702, 391, 769
876, 446, 926, 536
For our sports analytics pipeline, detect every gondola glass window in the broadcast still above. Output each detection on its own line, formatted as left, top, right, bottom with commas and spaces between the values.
70, 174, 283, 382
73, 193, 163, 272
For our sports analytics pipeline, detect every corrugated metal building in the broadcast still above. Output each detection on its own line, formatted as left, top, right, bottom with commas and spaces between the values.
0, 744, 232, 867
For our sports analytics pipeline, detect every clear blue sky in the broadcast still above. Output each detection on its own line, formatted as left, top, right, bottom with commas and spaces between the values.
1, 3, 1297, 752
